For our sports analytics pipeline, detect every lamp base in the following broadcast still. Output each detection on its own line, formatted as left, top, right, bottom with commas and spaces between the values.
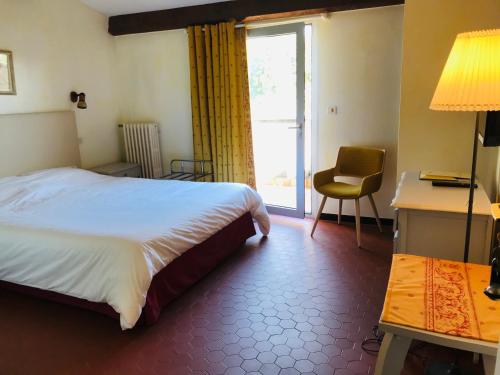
484, 284, 500, 300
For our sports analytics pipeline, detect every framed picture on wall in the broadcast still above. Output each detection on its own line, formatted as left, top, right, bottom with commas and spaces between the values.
0, 50, 16, 95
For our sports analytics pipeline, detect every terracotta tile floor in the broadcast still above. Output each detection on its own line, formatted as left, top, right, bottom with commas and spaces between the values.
0, 215, 483, 375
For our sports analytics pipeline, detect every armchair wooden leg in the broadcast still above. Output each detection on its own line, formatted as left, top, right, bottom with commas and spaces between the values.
311, 195, 327, 237
355, 198, 361, 247
368, 194, 383, 232
338, 199, 343, 225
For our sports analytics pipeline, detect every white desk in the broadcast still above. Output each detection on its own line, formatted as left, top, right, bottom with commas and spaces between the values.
392, 171, 493, 264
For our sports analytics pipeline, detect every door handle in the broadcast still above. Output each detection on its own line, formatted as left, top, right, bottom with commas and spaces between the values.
288, 123, 303, 130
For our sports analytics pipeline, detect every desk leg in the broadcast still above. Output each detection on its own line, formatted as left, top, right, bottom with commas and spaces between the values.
374, 332, 412, 375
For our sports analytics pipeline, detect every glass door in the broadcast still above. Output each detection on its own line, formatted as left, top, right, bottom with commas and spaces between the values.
247, 23, 306, 218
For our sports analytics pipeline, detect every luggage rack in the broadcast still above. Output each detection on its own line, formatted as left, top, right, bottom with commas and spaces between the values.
161, 159, 214, 182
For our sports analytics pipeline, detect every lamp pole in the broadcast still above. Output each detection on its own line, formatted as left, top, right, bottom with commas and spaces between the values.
463, 112, 480, 263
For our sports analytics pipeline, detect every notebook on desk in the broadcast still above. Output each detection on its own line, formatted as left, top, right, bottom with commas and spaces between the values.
419, 170, 471, 182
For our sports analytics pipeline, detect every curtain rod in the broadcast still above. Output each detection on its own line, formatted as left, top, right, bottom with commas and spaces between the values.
199, 23, 245, 31
196, 13, 323, 32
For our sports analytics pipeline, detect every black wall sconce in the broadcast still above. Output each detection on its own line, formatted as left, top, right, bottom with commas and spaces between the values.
70, 91, 87, 109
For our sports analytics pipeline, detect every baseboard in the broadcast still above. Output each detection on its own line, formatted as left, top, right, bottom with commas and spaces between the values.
320, 213, 393, 227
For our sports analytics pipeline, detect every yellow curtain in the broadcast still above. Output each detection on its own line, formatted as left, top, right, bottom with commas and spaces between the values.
188, 21, 256, 188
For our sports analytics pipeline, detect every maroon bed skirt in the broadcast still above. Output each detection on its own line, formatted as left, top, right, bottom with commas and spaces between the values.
0, 212, 256, 326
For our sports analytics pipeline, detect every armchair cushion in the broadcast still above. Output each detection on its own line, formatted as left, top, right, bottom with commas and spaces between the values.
313, 147, 385, 199
316, 181, 362, 199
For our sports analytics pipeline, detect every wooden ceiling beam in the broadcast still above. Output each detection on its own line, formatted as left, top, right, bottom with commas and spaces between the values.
108, 0, 404, 36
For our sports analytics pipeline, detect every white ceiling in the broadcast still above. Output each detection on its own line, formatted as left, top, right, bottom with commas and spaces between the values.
80, 0, 232, 16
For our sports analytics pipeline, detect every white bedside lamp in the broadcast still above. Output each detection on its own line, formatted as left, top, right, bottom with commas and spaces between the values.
430, 29, 500, 263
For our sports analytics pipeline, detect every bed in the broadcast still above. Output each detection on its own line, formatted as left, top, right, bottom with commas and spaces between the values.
0, 111, 270, 330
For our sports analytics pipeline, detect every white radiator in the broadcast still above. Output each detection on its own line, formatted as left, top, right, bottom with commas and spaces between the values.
122, 123, 163, 179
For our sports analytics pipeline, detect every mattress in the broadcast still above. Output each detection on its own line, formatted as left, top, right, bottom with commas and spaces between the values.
0, 168, 270, 329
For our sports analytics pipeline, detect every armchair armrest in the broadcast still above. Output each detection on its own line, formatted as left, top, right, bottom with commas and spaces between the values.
314, 168, 336, 189
360, 172, 383, 196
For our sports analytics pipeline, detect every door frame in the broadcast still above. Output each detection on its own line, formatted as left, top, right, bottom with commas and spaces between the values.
247, 23, 306, 218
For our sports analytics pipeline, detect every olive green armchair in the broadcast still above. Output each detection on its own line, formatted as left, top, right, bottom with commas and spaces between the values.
311, 146, 386, 247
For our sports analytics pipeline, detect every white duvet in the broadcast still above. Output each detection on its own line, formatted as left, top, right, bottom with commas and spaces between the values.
0, 168, 270, 329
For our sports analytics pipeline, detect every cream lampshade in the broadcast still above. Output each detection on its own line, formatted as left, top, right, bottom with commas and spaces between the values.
430, 29, 500, 111
430, 29, 500, 264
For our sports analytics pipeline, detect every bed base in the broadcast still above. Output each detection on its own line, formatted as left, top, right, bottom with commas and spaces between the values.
0, 212, 256, 327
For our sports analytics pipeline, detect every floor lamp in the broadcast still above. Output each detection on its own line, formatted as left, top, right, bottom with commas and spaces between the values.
430, 29, 500, 264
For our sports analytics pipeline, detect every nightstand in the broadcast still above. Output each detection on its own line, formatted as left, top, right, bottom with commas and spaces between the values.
90, 162, 142, 178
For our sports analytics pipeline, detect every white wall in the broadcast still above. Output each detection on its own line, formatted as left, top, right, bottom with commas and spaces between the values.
398, 0, 500, 200
114, 30, 193, 172
0, 0, 120, 168
312, 5, 404, 219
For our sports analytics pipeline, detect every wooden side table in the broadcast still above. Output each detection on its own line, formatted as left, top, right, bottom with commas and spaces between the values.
376, 322, 497, 374
90, 162, 142, 178
375, 254, 500, 374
